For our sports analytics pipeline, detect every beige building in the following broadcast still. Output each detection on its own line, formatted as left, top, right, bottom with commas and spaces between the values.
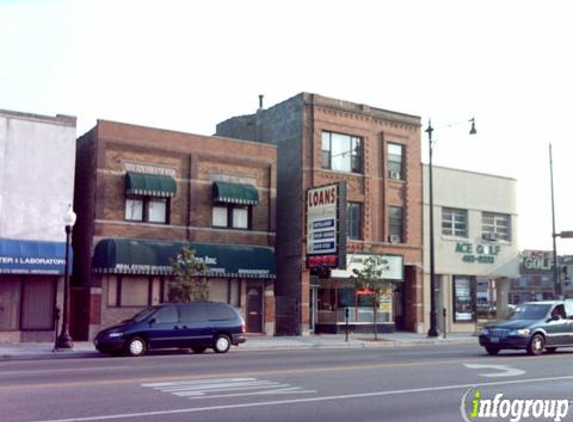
423, 165, 519, 333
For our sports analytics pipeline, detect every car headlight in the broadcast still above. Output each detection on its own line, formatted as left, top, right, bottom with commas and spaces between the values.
108, 332, 124, 339
510, 328, 530, 336
480, 328, 489, 336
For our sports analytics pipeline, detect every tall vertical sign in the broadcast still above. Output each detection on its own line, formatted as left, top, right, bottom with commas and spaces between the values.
306, 182, 347, 270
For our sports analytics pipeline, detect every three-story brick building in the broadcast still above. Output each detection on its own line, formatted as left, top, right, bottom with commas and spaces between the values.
217, 93, 424, 334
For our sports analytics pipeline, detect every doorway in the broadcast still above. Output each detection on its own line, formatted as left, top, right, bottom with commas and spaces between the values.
246, 285, 263, 333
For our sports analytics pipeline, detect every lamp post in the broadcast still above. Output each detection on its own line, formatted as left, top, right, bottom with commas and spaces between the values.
427, 117, 476, 338
55, 204, 77, 350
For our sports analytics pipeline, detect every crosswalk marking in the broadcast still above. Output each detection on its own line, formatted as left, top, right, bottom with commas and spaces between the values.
142, 377, 316, 400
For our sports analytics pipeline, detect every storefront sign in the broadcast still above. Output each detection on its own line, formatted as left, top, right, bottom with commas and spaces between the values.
0, 239, 68, 275
331, 254, 403, 281
306, 182, 347, 269
520, 250, 553, 273
455, 242, 500, 264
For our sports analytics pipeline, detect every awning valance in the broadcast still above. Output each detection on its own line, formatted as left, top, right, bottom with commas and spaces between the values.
0, 238, 70, 275
126, 172, 177, 197
212, 182, 259, 205
92, 238, 275, 278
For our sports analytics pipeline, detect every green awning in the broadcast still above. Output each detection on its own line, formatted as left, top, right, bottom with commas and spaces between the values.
92, 238, 275, 278
126, 172, 177, 197
212, 182, 259, 205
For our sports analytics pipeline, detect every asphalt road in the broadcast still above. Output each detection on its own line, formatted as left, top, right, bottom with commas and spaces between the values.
1, 344, 573, 422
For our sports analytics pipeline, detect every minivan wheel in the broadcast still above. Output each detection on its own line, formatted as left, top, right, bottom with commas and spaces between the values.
126, 337, 147, 357
527, 334, 545, 356
213, 334, 231, 353
191, 346, 207, 354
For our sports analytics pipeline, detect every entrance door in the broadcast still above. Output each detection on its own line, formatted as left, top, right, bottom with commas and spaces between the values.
247, 286, 263, 333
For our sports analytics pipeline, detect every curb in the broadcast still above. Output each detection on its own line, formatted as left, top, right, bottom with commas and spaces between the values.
0, 338, 477, 360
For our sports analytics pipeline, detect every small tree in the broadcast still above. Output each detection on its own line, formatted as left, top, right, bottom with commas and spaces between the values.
350, 255, 387, 340
168, 245, 209, 302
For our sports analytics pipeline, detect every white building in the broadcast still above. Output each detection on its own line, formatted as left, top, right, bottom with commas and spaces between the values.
423, 165, 519, 333
0, 109, 76, 342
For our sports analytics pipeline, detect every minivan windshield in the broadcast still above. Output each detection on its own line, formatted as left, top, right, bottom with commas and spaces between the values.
510, 303, 551, 320
126, 306, 160, 323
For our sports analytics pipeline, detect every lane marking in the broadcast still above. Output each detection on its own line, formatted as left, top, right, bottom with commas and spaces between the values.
142, 377, 316, 399
464, 363, 526, 377
0, 354, 565, 391
20, 374, 573, 422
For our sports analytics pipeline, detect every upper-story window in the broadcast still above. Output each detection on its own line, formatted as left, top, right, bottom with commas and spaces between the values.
482, 212, 511, 242
126, 197, 169, 224
442, 208, 468, 237
124, 172, 176, 225
321, 131, 363, 173
211, 181, 259, 231
212, 204, 251, 229
388, 206, 404, 243
388, 143, 404, 180
347, 202, 363, 240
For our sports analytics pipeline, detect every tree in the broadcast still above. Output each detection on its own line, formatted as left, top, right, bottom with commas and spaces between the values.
350, 255, 388, 340
168, 245, 209, 302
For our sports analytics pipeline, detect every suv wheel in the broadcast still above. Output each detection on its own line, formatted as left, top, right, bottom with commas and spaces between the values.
126, 337, 147, 357
213, 334, 231, 353
527, 334, 545, 356
485, 346, 500, 355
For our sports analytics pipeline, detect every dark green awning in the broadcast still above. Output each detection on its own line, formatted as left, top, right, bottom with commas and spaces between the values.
126, 172, 177, 197
92, 238, 275, 278
212, 182, 259, 205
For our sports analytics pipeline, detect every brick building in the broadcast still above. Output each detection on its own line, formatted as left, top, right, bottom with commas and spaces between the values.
216, 93, 424, 334
72, 120, 277, 340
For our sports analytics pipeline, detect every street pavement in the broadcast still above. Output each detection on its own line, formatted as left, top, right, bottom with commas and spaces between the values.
0, 332, 476, 360
2, 340, 572, 422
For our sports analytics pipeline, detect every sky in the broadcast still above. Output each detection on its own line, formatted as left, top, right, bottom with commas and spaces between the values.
1, 0, 572, 253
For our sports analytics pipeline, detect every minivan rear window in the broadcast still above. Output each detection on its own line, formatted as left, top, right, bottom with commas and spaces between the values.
208, 303, 236, 321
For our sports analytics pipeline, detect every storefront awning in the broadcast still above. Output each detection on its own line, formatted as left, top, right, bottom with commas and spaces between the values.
212, 182, 259, 205
92, 238, 275, 278
126, 172, 177, 197
0, 239, 70, 275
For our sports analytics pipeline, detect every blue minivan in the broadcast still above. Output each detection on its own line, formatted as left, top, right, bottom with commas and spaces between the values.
94, 302, 247, 356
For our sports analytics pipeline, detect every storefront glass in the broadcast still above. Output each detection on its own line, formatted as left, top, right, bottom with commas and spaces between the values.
453, 276, 475, 322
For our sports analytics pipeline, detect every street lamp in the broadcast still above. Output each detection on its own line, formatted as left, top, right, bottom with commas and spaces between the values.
426, 117, 476, 338
55, 204, 77, 350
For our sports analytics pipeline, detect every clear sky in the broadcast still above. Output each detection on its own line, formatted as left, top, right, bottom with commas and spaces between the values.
1, 0, 572, 253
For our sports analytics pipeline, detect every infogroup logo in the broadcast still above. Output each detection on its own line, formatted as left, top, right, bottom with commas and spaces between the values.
460, 388, 570, 422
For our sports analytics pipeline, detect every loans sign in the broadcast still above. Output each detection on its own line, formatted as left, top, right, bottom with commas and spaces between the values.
306, 182, 347, 269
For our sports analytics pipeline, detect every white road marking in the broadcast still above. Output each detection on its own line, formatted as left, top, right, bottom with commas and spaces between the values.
21, 374, 573, 422
143, 377, 316, 399
464, 363, 526, 377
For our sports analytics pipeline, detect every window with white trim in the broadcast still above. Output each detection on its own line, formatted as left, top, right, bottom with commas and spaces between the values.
442, 208, 468, 237
388, 143, 404, 180
482, 212, 511, 242
212, 204, 251, 230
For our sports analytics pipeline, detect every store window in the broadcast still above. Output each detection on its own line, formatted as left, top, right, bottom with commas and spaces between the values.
442, 208, 468, 237
388, 206, 404, 243
482, 212, 511, 242
321, 131, 363, 173
108, 276, 166, 307
347, 202, 363, 240
212, 204, 251, 229
388, 143, 404, 180
21, 278, 55, 330
0, 278, 21, 330
125, 197, 169, 224
453, 276, 475, 322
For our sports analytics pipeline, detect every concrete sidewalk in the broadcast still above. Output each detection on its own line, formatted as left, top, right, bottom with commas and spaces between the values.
0, 332, 477, 360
